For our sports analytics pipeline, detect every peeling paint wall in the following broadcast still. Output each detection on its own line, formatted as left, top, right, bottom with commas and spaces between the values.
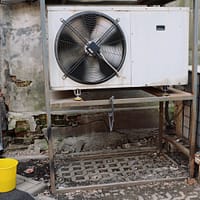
0, 5, 11, 101
0, 2, 45, 132
8, 2, 45, 112
1, 2, 45, 114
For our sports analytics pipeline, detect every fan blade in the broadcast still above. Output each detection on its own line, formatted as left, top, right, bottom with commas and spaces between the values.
96, 23, 118, 46
99, 52, 120, 77
81, 13, 97, 36
59, 26, 84, 47
100, 43, 123, 67
90, 17, 112, 41
71, 17, 90, 42
58, 34, 83, 54
58, 39, 81, 47
57, 40, 85, 70
84, 57, 106, 82
66, 53, 87, 75
56, 12, 126, 85
61, 19, 89, 45
98, 27, 122, 47
98, 56, 115, 77
69, 58, 87, 82
72, 57, 106, 83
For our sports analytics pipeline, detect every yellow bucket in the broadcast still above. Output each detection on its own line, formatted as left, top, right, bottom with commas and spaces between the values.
0, 158, 18, 192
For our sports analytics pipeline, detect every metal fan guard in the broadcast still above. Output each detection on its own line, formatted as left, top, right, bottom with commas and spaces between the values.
55, 11, 126, 85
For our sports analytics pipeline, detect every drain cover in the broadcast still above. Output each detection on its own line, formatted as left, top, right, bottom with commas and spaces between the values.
55, 152, 188, 188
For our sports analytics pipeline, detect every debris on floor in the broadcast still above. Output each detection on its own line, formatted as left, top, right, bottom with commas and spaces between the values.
17, 159, 50, 183
58, 180, 200, 200
1, 128, 199, 200
55, 152, 188, 188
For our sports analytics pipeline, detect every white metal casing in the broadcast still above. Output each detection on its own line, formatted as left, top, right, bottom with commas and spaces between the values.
47, 6, 189, 90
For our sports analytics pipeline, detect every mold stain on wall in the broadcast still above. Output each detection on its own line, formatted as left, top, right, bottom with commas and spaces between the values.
0, 2, 45, 132
5, 2, 45, 113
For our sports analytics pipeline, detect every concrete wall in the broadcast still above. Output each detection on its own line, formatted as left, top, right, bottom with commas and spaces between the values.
4, 2, 45, 113
8, 3, 45, 112
0, 2, 45, 131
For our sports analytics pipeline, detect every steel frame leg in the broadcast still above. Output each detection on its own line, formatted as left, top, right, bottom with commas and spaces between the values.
48, 126, 56, 193
159, 102, 164, 152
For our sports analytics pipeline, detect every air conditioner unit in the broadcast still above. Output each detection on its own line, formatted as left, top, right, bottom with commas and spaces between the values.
47, 6, 189, 91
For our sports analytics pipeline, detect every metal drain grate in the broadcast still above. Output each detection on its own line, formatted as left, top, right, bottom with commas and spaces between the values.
55, 152, 188, 188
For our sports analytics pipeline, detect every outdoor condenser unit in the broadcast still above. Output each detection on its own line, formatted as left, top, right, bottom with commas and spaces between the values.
47, 6, 189, 91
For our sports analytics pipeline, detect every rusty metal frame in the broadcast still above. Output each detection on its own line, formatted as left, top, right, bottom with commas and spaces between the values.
54, 149, 188, 193
189, 0, 199, 178
39, 0, 199, 193
40, 0, 56, 193
48, 149, 186, 192
51, 88, 193, 109
56, 177, 187, 193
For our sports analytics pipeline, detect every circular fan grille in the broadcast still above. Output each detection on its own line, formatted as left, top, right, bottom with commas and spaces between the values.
55, 11, 126, 84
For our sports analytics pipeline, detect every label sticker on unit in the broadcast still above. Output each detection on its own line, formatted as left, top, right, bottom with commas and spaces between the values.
156, 25, 166, 31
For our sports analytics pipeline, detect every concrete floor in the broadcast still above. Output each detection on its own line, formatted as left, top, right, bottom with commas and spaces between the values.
57, 180, 200, 200
3, 128, 199, 200
32, 179, 200, 200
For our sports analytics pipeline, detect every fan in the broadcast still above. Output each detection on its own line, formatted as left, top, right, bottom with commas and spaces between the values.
55, 11, 126, 84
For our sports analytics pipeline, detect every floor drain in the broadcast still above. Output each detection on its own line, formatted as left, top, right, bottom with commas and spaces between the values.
55, 152, 188, 188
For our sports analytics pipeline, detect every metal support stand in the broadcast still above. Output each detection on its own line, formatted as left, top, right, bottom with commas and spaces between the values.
162, 86, 169, 96
39, 0, 199, 193
189, 0, 199, 178
47, 126, 56, 193
40, 0, 56, 193
159, 102, 164, 152
74, 89, 82, 101
108, 96, 115, 132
